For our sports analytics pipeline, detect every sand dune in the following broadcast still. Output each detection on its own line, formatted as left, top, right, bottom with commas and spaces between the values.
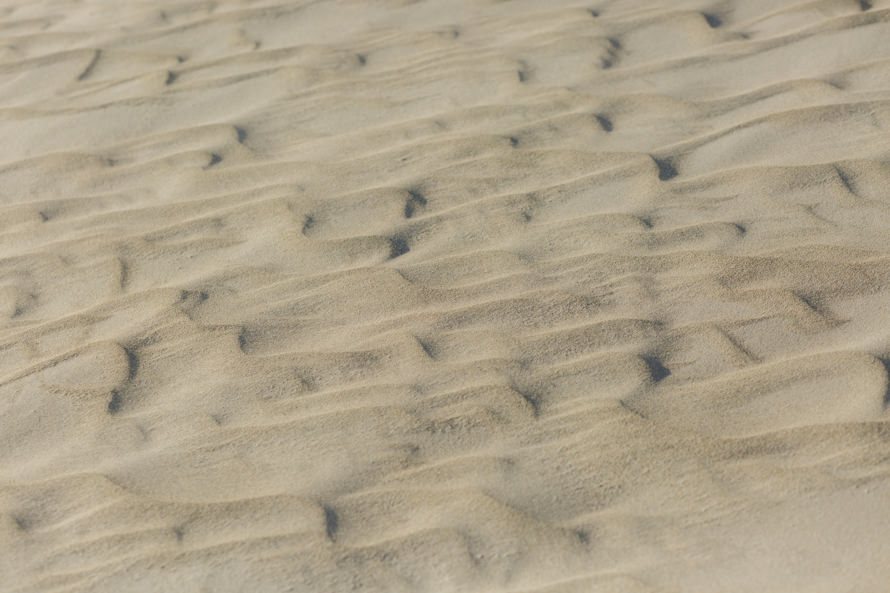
2, 0, 890, 591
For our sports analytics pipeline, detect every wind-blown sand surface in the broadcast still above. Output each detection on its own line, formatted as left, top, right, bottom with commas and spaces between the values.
2, 0, 890, 591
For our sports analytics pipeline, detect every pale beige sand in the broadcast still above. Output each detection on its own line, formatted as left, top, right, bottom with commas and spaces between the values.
2, 0, 890, 591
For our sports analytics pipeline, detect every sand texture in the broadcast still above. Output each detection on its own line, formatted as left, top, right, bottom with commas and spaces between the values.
3, 0, 890, 591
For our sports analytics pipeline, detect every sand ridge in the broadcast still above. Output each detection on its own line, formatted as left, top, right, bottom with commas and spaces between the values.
2, 0, 890, 591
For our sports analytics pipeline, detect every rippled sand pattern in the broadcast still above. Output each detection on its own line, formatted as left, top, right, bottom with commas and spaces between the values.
2, 1, 890, 591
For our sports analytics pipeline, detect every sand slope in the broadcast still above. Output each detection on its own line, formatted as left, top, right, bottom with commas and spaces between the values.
2, 0, 890, 591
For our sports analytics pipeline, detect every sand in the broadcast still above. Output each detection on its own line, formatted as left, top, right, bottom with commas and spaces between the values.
2, 0, 890, 591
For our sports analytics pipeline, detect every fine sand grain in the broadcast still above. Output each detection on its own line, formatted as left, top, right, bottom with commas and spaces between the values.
2, 1, 890, 591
